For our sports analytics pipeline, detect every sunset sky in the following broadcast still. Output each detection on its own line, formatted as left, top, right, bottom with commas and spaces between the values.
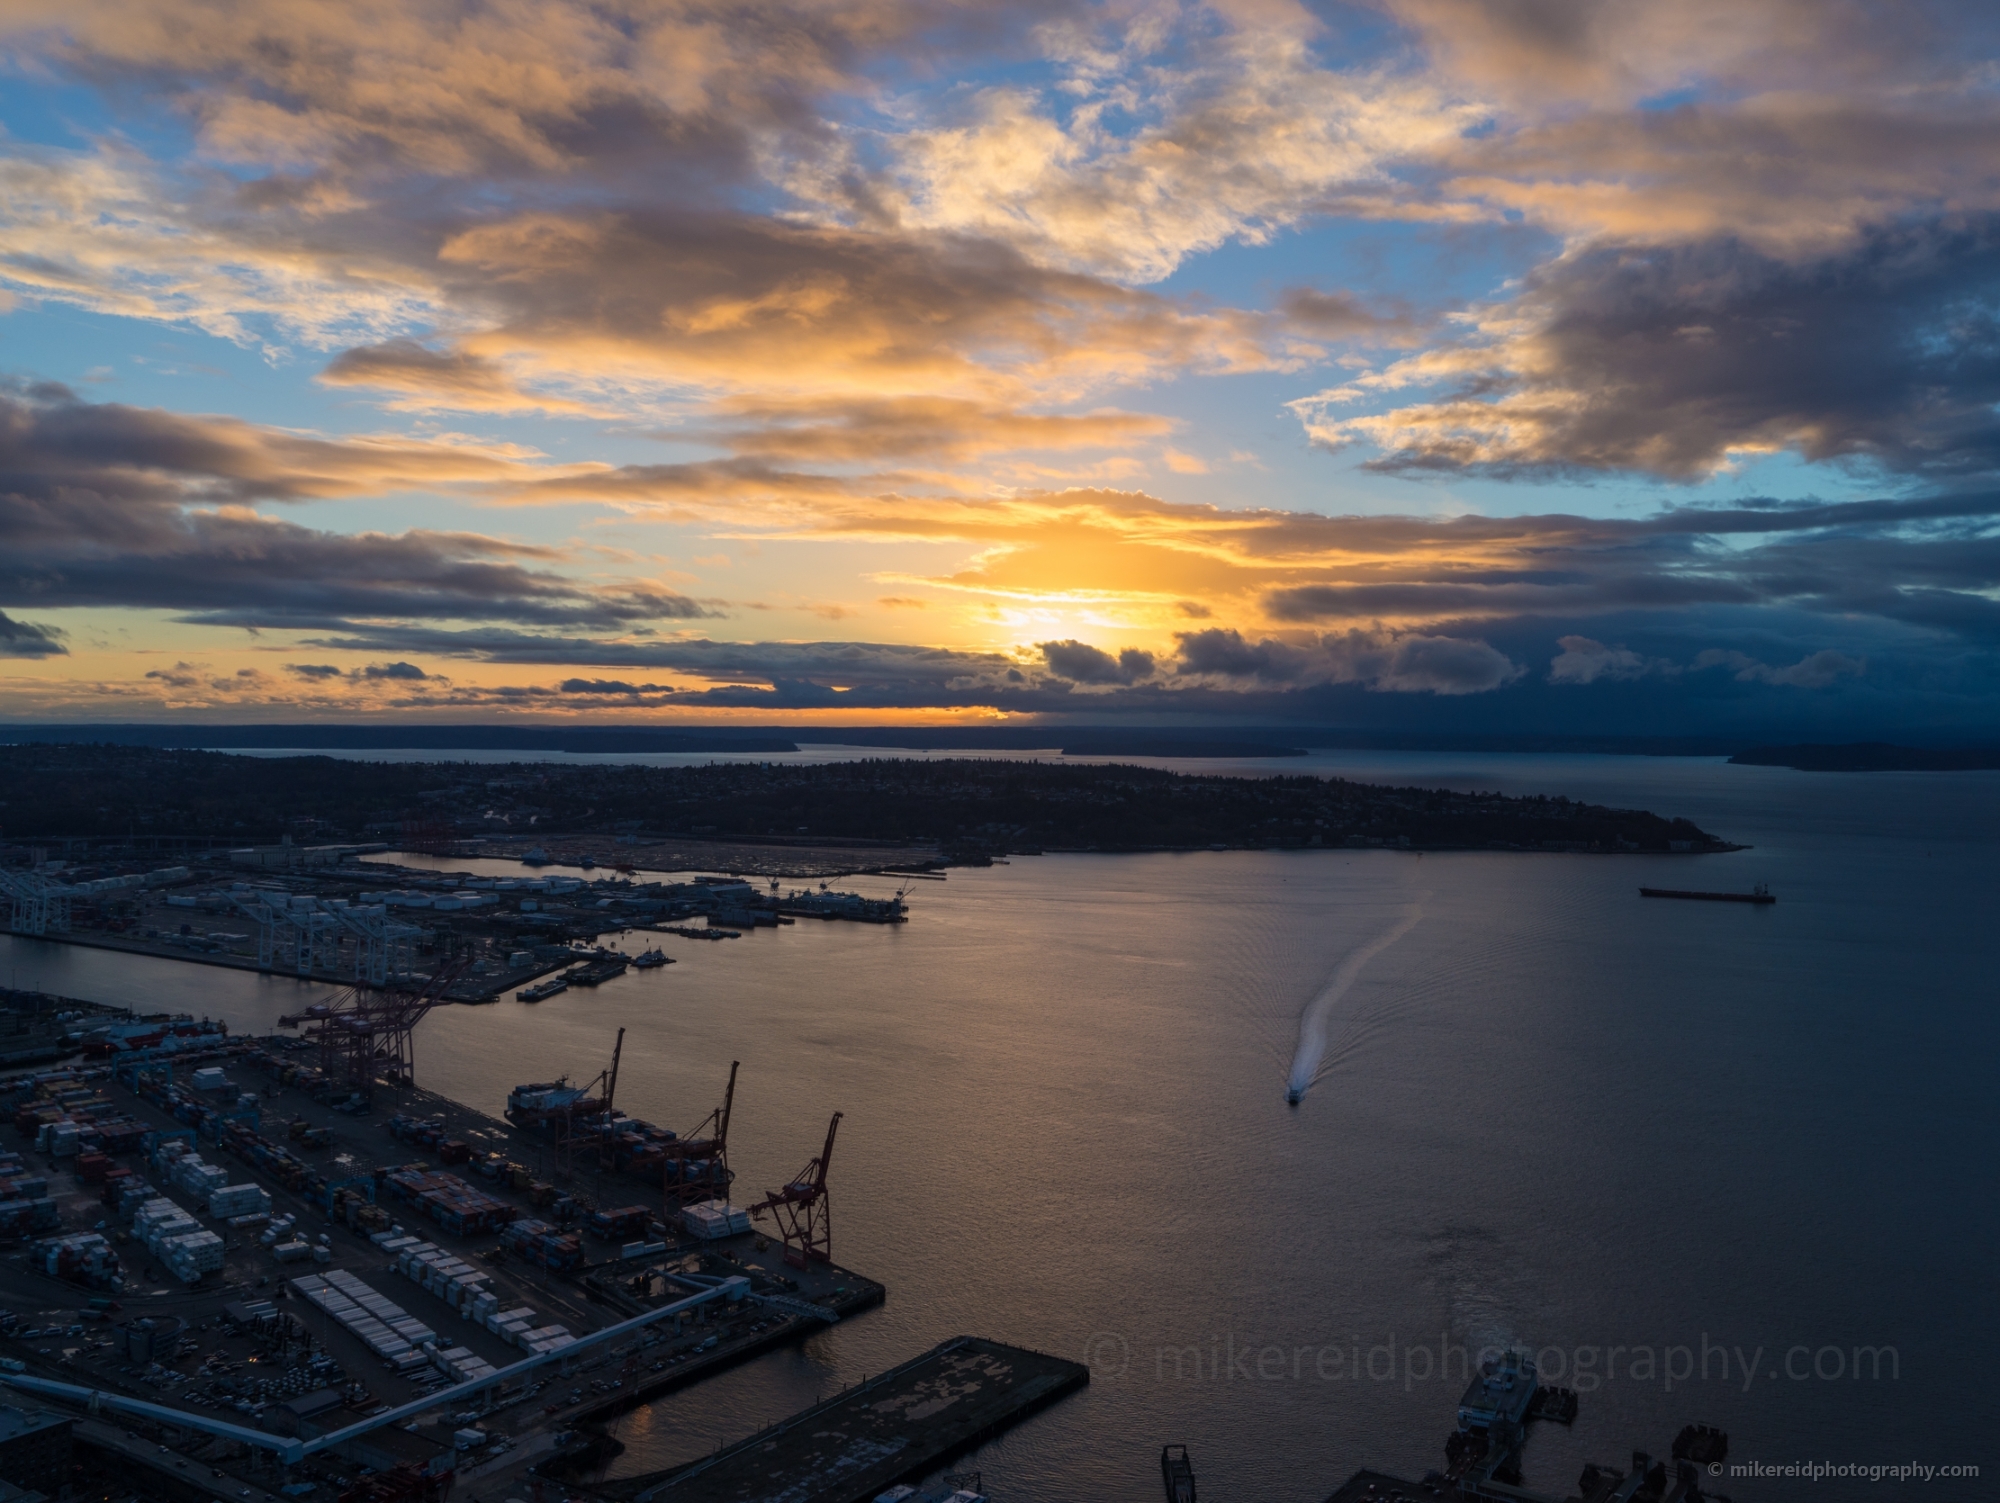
2, 0, 1997, 734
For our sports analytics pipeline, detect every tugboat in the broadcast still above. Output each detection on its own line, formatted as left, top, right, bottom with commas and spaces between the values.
517, 977, 569, 1002
632, 947, 671, 969
1286, 1084, 1304, 1106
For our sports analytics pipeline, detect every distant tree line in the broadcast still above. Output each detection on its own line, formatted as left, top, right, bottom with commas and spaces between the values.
0, 744, 1729, 857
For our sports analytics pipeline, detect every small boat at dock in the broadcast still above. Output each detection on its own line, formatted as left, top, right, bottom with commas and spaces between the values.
632, 947, 671, 969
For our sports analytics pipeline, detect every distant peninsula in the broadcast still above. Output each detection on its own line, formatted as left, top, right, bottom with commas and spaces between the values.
1731, 742, 2000, 772
0, 744, 1738, 863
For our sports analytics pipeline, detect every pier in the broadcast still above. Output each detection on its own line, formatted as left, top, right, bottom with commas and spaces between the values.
1321, 1350, 1729, 1503
599, 1335, 1089, 1503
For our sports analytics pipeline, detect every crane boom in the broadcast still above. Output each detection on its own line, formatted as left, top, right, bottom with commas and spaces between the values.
749, 1110, 843, 1268
811, 1111, 841, 1191
719, 1059, 739, 1147
604, 1027, 625, 1119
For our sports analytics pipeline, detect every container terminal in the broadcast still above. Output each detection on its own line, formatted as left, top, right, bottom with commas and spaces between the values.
0, 969, 1097, 1503
3, 848, 913, 1003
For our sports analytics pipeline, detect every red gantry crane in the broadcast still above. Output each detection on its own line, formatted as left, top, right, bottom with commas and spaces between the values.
556, 1026, 625, 1178
662, 1059, 738, 1208
750, 1110, 841, 1269
284, 953, 474, 1096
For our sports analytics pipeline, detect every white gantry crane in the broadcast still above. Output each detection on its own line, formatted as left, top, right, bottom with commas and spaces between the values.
230, 892, 420, 984
0, 869, 72, 936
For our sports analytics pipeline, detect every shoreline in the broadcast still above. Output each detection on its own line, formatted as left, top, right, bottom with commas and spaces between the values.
6, 840, 1748, 1001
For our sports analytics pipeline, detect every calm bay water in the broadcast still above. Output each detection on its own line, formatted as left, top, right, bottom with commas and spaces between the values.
4, 753, 1994, 1500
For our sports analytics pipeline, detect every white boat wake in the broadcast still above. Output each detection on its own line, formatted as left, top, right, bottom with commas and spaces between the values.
1286, 903, 1425, 1103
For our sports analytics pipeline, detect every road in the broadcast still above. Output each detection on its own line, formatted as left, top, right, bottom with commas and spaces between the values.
77, 1417, 284, 1503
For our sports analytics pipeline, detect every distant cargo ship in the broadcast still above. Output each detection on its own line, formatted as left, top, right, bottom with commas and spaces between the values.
520, 845, 552, 866
1640, 882, 1775, 905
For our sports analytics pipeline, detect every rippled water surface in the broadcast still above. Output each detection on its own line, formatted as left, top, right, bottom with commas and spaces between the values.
4, 753, 1994, 1501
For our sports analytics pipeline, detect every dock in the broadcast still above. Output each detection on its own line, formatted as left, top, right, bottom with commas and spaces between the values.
599, 1336, 1089, 1503
1320, 1350, 1726, 1503
564, 954, 632, 987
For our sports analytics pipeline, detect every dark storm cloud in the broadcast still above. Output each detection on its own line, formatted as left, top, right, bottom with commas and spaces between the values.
304, 622, 1521, 703
0, 382, 716, 628
1264, 573, 1761, 620
0, 608, 65, 657
143, 662, 202, 689
359, 661, 427, 681
0, 379, 542, 510
1038, 639, 1156, 684
1340, 218, 2000, 479
1175, 627, 1522, 695
560, 678, 674, 694
3, 507, 705, 629
283, 611, 1988, 732
296, 625, 1021, 686
1256, 490, 2000, 642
